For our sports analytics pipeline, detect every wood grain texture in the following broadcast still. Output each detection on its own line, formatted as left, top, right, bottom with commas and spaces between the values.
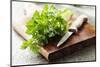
39, 22, 96, 61
13, 21, 96, 62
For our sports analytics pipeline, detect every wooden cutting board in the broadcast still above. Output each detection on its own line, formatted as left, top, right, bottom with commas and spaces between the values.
13, 19, 96, 62
39, 22, 96, 61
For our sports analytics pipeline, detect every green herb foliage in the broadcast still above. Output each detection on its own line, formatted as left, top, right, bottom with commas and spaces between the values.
21, 4, 73, 53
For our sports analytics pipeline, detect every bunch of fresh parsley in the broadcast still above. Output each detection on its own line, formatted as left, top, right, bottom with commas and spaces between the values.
21, 4, 73, 53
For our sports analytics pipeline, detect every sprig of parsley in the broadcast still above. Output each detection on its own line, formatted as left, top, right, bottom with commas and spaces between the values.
21, 4, 73, 54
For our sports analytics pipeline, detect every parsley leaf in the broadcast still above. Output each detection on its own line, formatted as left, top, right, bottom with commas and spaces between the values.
21, 4, 73, 54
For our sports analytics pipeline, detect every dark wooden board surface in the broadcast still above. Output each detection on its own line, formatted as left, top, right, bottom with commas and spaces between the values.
40, 22, 96, 61
13, 19, 96, 62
